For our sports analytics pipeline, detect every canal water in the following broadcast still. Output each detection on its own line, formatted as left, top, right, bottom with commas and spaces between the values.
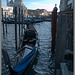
2, 21, 55, 75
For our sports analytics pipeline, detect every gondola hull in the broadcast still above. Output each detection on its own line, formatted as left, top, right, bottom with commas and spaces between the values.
13, 46, 38, 75
13, 24, 39, 75
2, 24, 39, 75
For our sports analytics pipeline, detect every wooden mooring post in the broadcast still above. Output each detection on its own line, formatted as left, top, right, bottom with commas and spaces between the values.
21, 9, 23, 37
51, 5, 58, 54
2, 8, 5, 35
15, 7, 17, 51
19, 8, 20, 47
5, 12, 7, 33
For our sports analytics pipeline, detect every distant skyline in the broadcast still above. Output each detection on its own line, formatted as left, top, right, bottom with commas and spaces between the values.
1, 0, 60, 11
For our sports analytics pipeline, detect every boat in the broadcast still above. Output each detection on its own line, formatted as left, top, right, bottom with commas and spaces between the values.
2, 23, 39, 75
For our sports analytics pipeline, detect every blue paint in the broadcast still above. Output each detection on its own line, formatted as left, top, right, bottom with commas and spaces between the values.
13, 47, 36, 75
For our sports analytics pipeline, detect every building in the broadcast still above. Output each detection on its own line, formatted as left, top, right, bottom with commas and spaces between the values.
7, 0, 27, 17
60, 0, 66, 11
7, 0, 14, 6
60, 0, 73, 11
1, 6, 13, 17
27, 9, 51, 17
66, 0, 73, 9
13, 0, 27, 17
47, 11, 52, 15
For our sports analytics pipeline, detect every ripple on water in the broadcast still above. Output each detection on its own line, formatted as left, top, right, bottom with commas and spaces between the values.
32, 22, 52, 75
2, 22, 52, 75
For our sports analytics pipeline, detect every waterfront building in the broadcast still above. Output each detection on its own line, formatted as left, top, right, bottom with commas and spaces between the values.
7, 0, 27, 17
66, 0, 73, 9
60, 0, 73, 11
7, 0, 14, 6
14, 0, 27, 17
27, 9, 51, 17
1, 6, 13, 17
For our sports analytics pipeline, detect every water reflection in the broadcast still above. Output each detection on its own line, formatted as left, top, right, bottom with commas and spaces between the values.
2, 22, 52, 75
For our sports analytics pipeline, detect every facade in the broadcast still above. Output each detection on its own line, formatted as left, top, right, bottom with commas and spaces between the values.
13, 0, 27, 17
60, 0, 66, 11
60, 0, 73, 11
66, 0, 73, 9
7, 0, 14, 6
27, 9, 51, 17
7, 0, 27, 17
14, 0, 27, 17
1, 6, 13, 17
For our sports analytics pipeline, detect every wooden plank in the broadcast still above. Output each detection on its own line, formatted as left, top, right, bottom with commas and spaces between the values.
55, 14, 67, 69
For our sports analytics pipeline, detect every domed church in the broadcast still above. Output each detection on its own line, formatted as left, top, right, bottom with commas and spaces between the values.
7, 0, 27, 17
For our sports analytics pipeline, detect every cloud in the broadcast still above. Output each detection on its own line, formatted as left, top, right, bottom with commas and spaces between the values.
31, 2, 40, 5
23, 2, 30, 4
24, 1, 60, 11
30, 2, 55, 11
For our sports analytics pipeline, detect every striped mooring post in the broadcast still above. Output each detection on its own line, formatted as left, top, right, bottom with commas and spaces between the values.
51, 4, 58, 54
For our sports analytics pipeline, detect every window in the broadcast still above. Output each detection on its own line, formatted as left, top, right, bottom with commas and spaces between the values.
6, 12, 8, 15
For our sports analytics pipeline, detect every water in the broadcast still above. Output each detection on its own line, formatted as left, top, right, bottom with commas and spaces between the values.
2, 22, 55, 75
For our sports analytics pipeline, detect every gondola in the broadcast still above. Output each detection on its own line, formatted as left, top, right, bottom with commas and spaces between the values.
2, 23, 39, 75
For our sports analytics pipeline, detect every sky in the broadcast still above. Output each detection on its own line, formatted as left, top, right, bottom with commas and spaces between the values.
1, 0, 60, 12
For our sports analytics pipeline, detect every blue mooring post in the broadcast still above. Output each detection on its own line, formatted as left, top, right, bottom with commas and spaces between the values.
15, 7, 17, 51
51, 4, 58, 54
